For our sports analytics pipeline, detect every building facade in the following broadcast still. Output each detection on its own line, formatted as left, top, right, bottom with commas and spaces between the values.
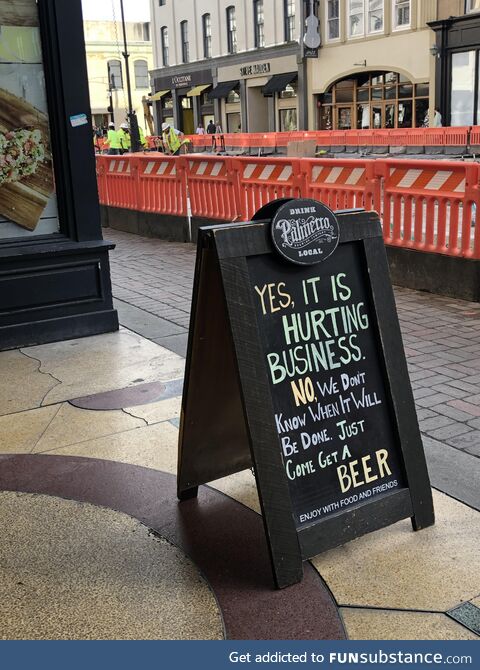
150, 1, 480, 133
84, 20, 154, 131
150, 0, 303, 134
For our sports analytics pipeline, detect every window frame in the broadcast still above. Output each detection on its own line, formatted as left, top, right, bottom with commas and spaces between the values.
284, 0, 295, 42
226, 6, 237, 54
202, 13, 212, 58
326, 0, 341, 42
348, 1, 384, 39
180, 20, 189, 63
392, 0, 411, 31
160, 26, 169, 66
465, 1, 480, 12
107, 59, 123, 90
133, 59, 149, 89
254, 0, 265, 48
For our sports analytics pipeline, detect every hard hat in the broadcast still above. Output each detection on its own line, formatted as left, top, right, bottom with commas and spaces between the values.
108, 122, 115, 127
120, 122, 129, 130
161, 122, 170, 132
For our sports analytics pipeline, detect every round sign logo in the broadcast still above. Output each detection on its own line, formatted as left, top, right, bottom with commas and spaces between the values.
271, 199, 340, 265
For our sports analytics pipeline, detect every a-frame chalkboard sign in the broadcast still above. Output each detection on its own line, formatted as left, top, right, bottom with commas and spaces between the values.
178, 199, 434, 589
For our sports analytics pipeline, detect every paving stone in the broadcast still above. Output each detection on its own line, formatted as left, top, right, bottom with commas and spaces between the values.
415, 408, 438, 421
448, 400, 480, 418
430, 384, 467, 399
432, 403, 477, 423
415, 393, 454, 408
425, 423, 473, 441
419, 415, 454, 432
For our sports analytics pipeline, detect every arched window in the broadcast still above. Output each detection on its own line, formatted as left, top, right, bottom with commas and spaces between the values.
226, 7, 237, 54
134, 60, 149, 89
180, 20, 189, 63
202, 13, 212, 58
107, 59, 123, 90
161, 27, 169, 66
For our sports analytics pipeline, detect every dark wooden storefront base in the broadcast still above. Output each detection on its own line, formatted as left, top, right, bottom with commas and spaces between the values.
0, 240, 118, 351
386, 246, 480, 302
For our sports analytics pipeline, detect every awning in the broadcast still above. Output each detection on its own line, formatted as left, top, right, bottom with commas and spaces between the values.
186, 84, 211, 97
208, 80, 239, 99
262, 72, 297, 96
149, 89, 170, 101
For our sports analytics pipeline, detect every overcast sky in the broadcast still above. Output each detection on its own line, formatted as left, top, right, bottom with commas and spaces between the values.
81, 0, 150, 22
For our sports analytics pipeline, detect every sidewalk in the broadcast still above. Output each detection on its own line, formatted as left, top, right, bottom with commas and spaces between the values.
0, 229, 479, 640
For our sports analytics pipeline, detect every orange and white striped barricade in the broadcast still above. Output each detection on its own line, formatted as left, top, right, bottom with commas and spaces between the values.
185, 155, 241, 221
233, 156, 304, 221
136, 154, 187, 216
300, 158, 380, 213
375, 159, 480, 257
102, 154, 140, 210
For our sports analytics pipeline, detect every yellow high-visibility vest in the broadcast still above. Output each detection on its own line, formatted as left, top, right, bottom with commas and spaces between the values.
106, 128, 122, 149
164, 127, 181, 153
119, 129, 131, 151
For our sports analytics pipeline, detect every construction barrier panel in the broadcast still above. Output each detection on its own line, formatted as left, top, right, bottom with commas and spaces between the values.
185, 155, 241, 221
101, 154, 140, 210
136, 154, 187, 217
376, 159, 480, 258
95, 155, 110, 205
301, 158, 381, 213
233, 156, 304, 221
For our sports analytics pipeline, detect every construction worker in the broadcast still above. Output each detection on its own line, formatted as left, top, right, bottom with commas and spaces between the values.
161, 121, 182, 155
106, 122, 122, 155
119, 122, 131, 153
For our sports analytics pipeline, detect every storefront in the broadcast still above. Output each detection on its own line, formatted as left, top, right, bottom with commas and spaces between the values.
214, 54, 299, 133
317, 71, 430, 130
429, 13, 480, 126
152, 69, 213, 133
0, 0, 117, 349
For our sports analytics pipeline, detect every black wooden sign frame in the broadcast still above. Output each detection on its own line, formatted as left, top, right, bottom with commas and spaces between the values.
178, 207, 434, 589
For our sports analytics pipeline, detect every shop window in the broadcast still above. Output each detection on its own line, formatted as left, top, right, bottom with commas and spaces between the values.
134, 60, 149, 89
163, 94, 173, 109
227, 112, 242, 133
279, 83, 297, 99
226, 7, 237, 54
254, 0, 265, 48
284, 0, 295, 42
368, 0, 383, 33
451, 51, 476, 126
202, 14, 212, 58
180, 20, 189, 63
279, 108, 297, 132
348, 1, 383, 37
107, 59, 122, 89
465, 0, 480, 12
392, 0, 410, 30
318, 71, 428, 130
227, 89, 240, 103
161, 27, 169, 66
326, 1, 340, 41
0, 0, 59, 239
348, 0, 364, 37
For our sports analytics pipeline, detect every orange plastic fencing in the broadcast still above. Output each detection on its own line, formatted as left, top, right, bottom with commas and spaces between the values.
233, 156, 304, 221
136, 154, 187, 216
470, 126, 480, 145
96, 154, 480, 259
376, 159, 480, 258
185, 155, 241, 220
301, 158, 381, 213
101, 154, 140, 210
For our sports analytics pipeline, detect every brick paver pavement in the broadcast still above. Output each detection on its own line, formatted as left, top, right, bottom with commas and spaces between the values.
107, 229, 480, 473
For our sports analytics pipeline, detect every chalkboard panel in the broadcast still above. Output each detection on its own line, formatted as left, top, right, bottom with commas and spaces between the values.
248, 243, 405, 529
178, 203, 435, 589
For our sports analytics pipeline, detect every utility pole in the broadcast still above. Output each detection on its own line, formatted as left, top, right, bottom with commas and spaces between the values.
119, 0, 142, 152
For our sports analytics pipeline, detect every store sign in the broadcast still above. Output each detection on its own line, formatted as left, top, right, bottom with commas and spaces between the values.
171, 74, 192, 88
239, 62, 271, 77
178, 199, 434, 589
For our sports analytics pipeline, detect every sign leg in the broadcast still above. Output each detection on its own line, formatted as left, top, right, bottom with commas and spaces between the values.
178, 486, 198, 501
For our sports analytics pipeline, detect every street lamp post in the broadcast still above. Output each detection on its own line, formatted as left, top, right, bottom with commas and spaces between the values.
119, 0, 142, 152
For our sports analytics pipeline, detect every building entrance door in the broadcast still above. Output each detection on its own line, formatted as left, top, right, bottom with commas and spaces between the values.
337, 105, 353, 129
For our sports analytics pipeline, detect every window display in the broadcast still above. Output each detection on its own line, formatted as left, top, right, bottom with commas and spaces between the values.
0, 0, 59, 239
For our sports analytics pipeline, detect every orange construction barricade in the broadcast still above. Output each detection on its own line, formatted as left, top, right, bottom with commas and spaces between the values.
102, 154, 140, 210
136, 154, 187, 216
185, 155, 241, 221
